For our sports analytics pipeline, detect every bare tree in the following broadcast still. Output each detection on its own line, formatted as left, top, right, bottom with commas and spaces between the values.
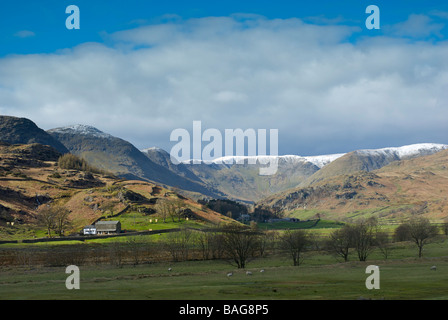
164, 227, 194, 262
196, 229, 224, 260
350, 218, 377, 262
280, 229, 311, 266
325, 225, 353, 262
221, 224, 259, 269
399, 217, 439, 258
375, 231, 392, 259
172, 199, 185, 222
37, 205, 71, 237
37, 205, 56, 237
53, 206, 71, 236
109, 240, 125, 267
258, 231, 277, 258
126, 236, 144, 265
156, 199, 171, 223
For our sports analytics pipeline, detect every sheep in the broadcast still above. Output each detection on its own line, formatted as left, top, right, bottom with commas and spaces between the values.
430, 265, 437, 271
168, 267, 172, 272
260, 269, 265, 273
246, 271, 252, 276
227, 272, 233, 278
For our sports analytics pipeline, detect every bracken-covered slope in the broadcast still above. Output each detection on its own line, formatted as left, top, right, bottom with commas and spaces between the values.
0, 142, 232, 240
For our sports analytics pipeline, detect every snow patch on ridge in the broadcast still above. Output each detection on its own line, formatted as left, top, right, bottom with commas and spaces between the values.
49, 124, 113, 139
355, 143, 448, 158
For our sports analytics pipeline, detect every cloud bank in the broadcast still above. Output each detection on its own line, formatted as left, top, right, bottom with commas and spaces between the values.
0, 14, 447, 155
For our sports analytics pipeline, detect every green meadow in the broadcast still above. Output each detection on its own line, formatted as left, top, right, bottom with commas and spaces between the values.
1, 236, 447, 300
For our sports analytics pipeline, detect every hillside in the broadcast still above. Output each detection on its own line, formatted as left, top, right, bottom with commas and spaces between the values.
257, 148, 448, 223
2, 115, 447, 206
0, 116, 68, 154
300, 143, 448, 187
144, 144, 446, 203
47, 125, 226, 200
0, 142, 233, 240
182, 157, 320, 202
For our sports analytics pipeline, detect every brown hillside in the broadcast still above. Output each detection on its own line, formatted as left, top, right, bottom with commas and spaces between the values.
258, 149, 448, 223
0, 143, 232, 239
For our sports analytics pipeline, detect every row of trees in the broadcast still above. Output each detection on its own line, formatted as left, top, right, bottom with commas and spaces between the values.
31, 208, 443, 268
290, 216, 440, 264
191, 216, 441, 268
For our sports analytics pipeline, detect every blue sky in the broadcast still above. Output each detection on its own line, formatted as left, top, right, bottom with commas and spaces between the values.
2, 0, 447, 56
1, 1, 448, 156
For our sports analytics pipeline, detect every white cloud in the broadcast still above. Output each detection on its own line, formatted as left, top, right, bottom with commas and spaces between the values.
0, 15, 447, 155
14, 30, 35, 38
385, 14, 445, 39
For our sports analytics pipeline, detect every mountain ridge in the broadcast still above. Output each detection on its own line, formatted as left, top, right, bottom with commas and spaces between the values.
0, 115, 69, 154
256, 148, 448, 223
144, 142, 447, 202
47, 124, 227, 200
2, 115, 446, 204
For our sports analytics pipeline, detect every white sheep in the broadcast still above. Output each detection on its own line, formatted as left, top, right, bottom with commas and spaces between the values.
227, 272, 233, 278
246, 271, 252, 276
430, 265, 437, 271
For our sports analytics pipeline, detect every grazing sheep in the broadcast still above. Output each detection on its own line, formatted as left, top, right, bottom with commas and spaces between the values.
260, 269, 265, 273
227, 272, 233, 278
430, 266, 437, 271
246, 271, 252, 276
168, 267, 172, 272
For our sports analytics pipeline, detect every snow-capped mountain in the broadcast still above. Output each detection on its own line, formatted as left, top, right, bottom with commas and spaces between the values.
47, 124, 448, 202
149, 142, 448, 201
8, 115, 448, 204
355, 143, 448, 159
177, 143, 447, 170
48, 124, 114, 139
204, 154, 346, 169
300, 143, 448, 187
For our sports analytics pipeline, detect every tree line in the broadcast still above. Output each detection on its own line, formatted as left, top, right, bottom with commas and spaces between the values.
24, 213, 444, 269
100, 216, 444, 268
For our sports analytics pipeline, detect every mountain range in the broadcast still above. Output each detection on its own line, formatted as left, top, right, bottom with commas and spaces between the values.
257, 147, 448, 223
1, 115, 447, 208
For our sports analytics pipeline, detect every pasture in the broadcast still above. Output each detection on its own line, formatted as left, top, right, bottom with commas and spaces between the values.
1, 238, 447, 300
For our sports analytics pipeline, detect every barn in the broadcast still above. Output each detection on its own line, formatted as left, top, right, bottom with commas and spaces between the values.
95, 221, 121, 235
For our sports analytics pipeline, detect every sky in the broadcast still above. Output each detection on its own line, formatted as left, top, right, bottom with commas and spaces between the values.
1, 0, 448, 156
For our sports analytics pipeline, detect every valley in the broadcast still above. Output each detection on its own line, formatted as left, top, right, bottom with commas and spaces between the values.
1, 115, 448, 302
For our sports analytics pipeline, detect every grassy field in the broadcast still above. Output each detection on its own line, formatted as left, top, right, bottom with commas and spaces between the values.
1, 238, 447, 301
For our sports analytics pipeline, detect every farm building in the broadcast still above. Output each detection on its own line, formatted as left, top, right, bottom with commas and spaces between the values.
95, 221, 121, 235
83, 225, 97, 235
